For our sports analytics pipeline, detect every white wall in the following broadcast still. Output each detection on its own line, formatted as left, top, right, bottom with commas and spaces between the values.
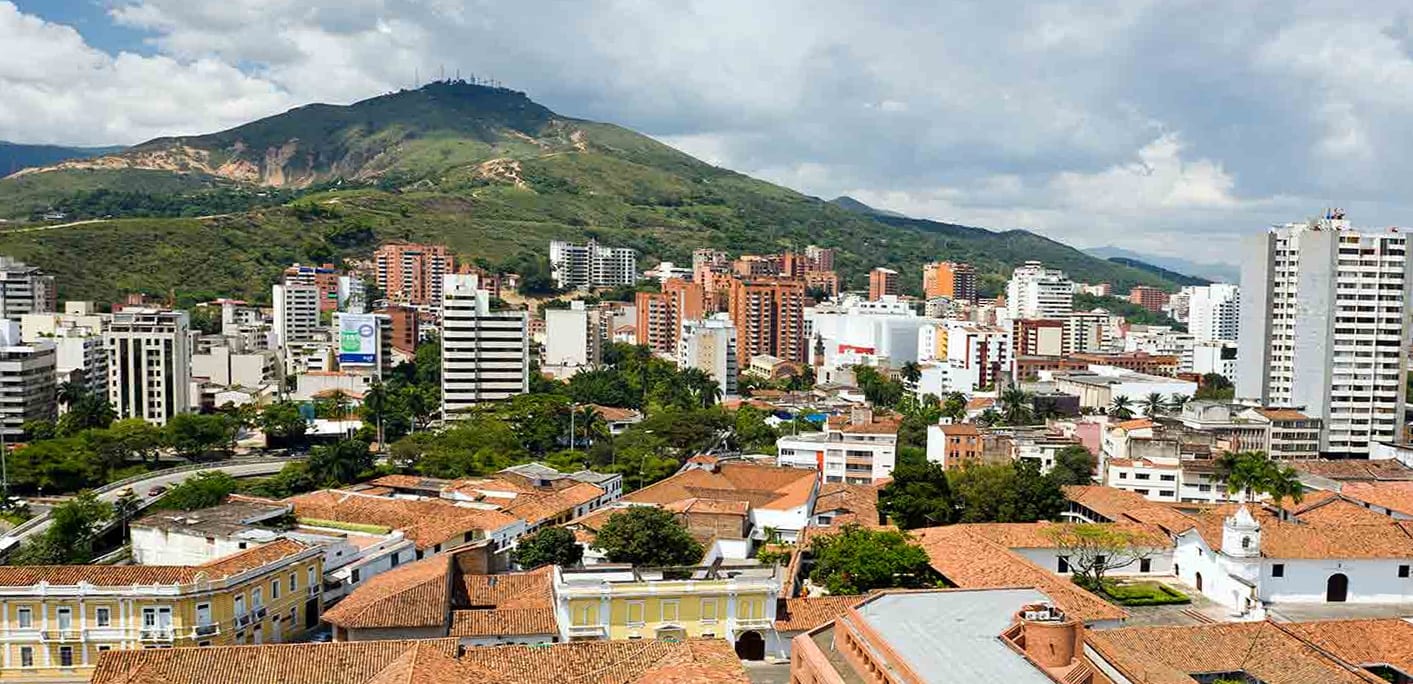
1012, 546, 1174, 577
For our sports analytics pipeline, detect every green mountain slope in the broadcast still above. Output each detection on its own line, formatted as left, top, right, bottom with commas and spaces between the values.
0, 82, 1190, 303
0, 142, 123, 176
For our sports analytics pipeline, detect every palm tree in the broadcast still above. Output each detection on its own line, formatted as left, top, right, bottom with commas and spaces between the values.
976, 408, 1001, 427
1139, 392, 1167, 417
900, 362, 922, 386
999, 386, 1033, 425
942, 392, 968, 423
1218, 450, 1306, 507
1109, 395, 1135, 420
56, 380, 86, 412
363, 382, 389, 450
1167, 393, 1191, 413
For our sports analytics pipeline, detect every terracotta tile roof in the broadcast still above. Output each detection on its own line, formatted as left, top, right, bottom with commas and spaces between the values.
774, 595, 864, 632
1087, 622, 1384, 684
1338, 481, 1413, 516
459, 638, 749, 684
1185, 508, 1413, 559
1252, 408, 1312, 422
938, 423, 980, 436
1064, 485, 1198, 534
368, 474, 453, 491
290, 490, 518, 549
814, 482, 882, 527
458, 566, 553, 609
0, 538, 311, 588
1292, 459, 1413, 482
624, 463, 817, 512
321, 555, 450, 630
450, 607, 558, 637
663, 497, 751, 516
911, 525, 1128, 623
1282, 618, 1413, 675
826, 413, 902, 434
965, 397, 995, 411
364, 645, 509, 684
504, 481, 606, 526
1113, 418, 1154, 431
961, 522, 1173, 550
1291, 498, 1395, 526
590, 405, 642, 422
90, 639, 464, 684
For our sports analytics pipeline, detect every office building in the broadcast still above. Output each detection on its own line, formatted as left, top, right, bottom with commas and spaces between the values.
373, 304, 419, 356
49, 324, 107, 396
272, 283, 320, 367
678, 314, 739, 398
105, 309, 191, 425
1006, 261, 1073, 320
803, 270, 839, 298
373, 243, 454, 308
915, 322, 1011, 395
807, 294, 928, 369
543, 301, 606, 375
441, 274, 529, 417
1012, 318, 1064, 357
1237, 213, 1412, 457
867, 267, 899, 301
1127, 285, 1168, 313
0, 256, 55, 318
922, 261, 977, 302
634, 278, 704, 357
0, 320, 55, 440
282, 263, 341, 312
548, 239, 637, 291
729, 278, 806, 363
1186, 283, 1240, 342
1063, 310, 1118, 354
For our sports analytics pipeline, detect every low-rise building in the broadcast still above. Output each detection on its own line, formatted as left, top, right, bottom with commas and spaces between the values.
777, 407, 900, 484
1052, 365, 1196, 411
619, 460, 819, 544
925, 422, 981, 469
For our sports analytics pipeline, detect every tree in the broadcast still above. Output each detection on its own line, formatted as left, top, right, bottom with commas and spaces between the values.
307, 440, 374, 487
160, 471, 239, 511
10, 491, 113, 565
899, 361, 922, 386
1044, 523, 1161, 593
513, 527, 584, 569
108, 418, 163, 466
1194, 373, 1235, 401
950, 460, 1065, 523
878, 461, 954, 529
1109, 395, 1135, 420
941, 392, 967, 423
807, 524, 934, 595
975, 407, 1001, 427
113, 487, 142, 539
1000, 386, 1034, 425
56, 380, 87, 410
1216, 450, 1305, 507
1048, 445, 1096, 486
260, 401, 308, 447
57, 393, 116, 436
1167, 394, 1191, 412
592, 507, 703, 567
1139, 392, 1167, 417
164, 413, 234, 461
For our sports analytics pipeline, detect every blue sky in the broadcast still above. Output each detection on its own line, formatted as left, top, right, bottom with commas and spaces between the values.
5, 1, 1413, 267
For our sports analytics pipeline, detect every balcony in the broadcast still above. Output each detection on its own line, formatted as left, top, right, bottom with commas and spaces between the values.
40, 629, 82, 642
236, 614, 252, 627
254, 607, 268, 620
308, 586, 320, 599
139, 628, 175, 642
192, 623, 220, 638
566, 624, 607, 638
734, 617, 772, 630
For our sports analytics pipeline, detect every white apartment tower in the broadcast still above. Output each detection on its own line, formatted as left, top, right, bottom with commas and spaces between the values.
0, 320, 55, 439
441, 274, 530, 417
273, 282, 320, 366
678, 314, 739, 399
0, 257, 56, 318
1237, 213, 1413, 457
105, 309, 192, 425
1006, 261, 1073, 320
1186, 284, 1240, 343
543, 301, 605, 373
549, 240, 638, 291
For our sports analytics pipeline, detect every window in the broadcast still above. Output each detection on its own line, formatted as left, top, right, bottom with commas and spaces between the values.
234, 594, 246, 616
16, 606, 32, 628
271, 579, 281, 600
1400, 565, 1410, 578
700, 599, 718, 623
351, 568, 361, 584
391, 553, 401, 568
253, 587, 264, 608
20, 646, 33, 668
96, 607, 111, 627
290, 572, 298, 592
1272, 563, 1285, 578
572, 604, 596, 626
196, 603, 212, 626
1057, 556, 1070, 573
1117, 472, 1127, 479
57, 607, 72, 630
626, 602, 645, 626
59, 646, 74, 667
1139, 558, 1152, 573
661, 600, 679, 623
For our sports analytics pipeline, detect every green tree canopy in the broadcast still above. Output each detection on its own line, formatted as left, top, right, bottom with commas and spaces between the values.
1048, 445, 1096, 486
159, 471, 239, 511
592, 507, 703, 567
11, 491, 114, 564
949, 460, 1066, 523
513, 527, 584, 569
259, 401, 308, 447
878, 461, 955, 529
807, 524, 935, 595
163, 413, 235, 461
307, 439, 375, 487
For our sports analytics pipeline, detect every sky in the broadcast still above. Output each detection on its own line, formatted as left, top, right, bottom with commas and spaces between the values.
5, 1, 1413, 267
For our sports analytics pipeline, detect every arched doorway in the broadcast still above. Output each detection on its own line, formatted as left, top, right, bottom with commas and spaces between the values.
1195, 572, 1203, 592
734, 630, 765, 661
1327, 573, 1349, 602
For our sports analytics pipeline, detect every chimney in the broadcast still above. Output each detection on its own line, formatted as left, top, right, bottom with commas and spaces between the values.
1014, 603, 1080, 669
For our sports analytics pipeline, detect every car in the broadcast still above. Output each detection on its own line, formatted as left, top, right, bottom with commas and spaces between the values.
146, 485, 167, 497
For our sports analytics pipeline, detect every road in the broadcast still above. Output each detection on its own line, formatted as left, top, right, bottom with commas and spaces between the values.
0, 459, 294, 554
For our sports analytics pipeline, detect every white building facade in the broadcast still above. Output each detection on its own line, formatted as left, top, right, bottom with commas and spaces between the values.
549, 240, 638, 291
678, 314, 739, 399
1006, 261, 1073, 320
441, 274, 530, 417
104, 309, 191, 425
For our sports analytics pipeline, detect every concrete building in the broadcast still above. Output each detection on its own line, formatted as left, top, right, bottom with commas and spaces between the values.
441, 274, 529, 417
49, 324, 108, 396
926, 423, 981, 469
1127, 285, 1168, 313
0, 256, 55, 318
634, 278, 704, 357
282, 263, 342, 312
1006, 261, 1073, 320
867, 267, 898, 301
1062, 310, 1119, 354
1052, 365, 1196, 411
729, 278, 806, 363
1124, 325, 1196, 373
916, 321, 1010, 394
1186, 283, 1240, 342
804, 244, 835, 272
1192, 340, 1238, 383
105, 309, 191, 425
548, 239, 637, 291
374, 305, 419, 356
190, 342, 277, 389
272, 282, 320, 368
922, 261, 977, 302
678, 314, 738, 398
1237, 213, 1413, 457
0, 320, 55, 440
543, 301, 605, 376
373, 243, 454, 308
1012, 318, 1064, 357
808, 294, 927, 370
777, 407, 900, 483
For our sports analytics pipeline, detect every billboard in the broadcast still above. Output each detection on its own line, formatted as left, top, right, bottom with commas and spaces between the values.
338, 313, 378, 366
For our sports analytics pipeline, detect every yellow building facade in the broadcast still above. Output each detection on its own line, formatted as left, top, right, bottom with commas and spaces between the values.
554, 566, 778, 648
0, 539, 322, 683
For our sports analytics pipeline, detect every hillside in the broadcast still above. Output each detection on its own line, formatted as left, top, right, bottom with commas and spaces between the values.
0, 82, 1192, 303
0, 142, 123, 177
1087, 245, 1237, 283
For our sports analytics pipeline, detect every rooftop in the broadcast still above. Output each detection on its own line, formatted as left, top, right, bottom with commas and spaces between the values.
0, 538, 311, 588
131, 498, 291, 539
1293, 459, 1413, 482
624, 462, 817, 512
289, 490, 519, 549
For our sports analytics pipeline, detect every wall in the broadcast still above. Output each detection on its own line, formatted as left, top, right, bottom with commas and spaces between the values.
1260, 558, 1413, 604
130, 527, 265, 565
1011, 547, 1174, 577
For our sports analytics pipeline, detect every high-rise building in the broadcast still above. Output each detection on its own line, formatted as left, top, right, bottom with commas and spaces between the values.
634, 278, 705, 356
283, 263, 342, 311
1237, 213, 1412, 457
441, 274, 529, 416
678, 314, 739, 398
1012, 318, 1064, 357
337, 275, 367, 314
375, 305, 420, 356
868, 268, 899, 301
0, 256, 56, 318
544, 301, 606, 373
922, 261, 977, 302
1006, 261, 1073, 320
273, 282, 320, 367
804, 270, 840, 298
1063, 311, 1118, 354
1127, 285, 1169, 313
549, 240, 637, 291
51, 325, 107, 396
1186, 284, 1240, 343
804, 245, 836, 273
0, 320, 55, 439
374, 243, 454, 308
728, 279, 806, 363
105, 309, 191, 425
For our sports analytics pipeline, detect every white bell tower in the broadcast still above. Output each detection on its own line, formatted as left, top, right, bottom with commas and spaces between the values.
1222, 505, 1262, 558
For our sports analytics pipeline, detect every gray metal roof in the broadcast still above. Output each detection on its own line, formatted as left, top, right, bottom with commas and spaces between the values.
854, 588, 1056, 684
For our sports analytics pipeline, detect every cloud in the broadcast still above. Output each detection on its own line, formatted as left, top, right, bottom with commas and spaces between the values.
8, 0, 1413, 266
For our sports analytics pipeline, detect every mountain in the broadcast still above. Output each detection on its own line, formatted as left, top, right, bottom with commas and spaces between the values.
1086, 245, 1238, 284
0, 142, 124, 176
1104, 257, 1211, 287
0, 82, 1196, 304
829, 195, 905, 218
